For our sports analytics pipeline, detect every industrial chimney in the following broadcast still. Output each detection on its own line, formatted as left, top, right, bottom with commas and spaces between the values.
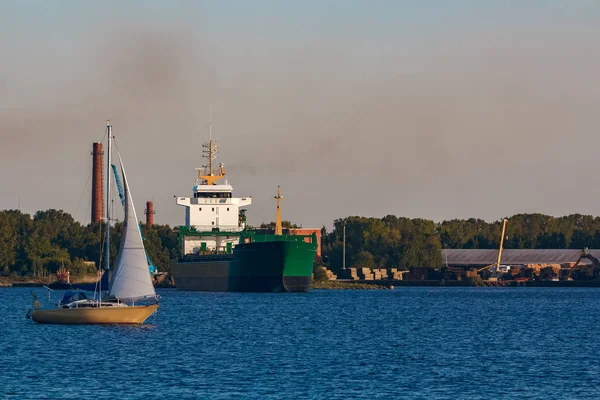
91, 142, 104, 224
145, 201, 155, 226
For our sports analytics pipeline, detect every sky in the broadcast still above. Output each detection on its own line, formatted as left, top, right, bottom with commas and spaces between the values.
1, 1, 600, 230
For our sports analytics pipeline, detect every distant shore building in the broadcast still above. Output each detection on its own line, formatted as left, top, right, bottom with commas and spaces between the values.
442, 248, 600, 269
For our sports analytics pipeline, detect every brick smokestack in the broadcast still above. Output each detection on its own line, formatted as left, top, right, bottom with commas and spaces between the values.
145, 201, 155, 226
91, 142, 104, 224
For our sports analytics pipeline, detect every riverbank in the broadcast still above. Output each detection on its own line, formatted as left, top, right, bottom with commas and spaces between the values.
311, 280, 390, 290
0, 275, 99, 288
0, 273, 175, 289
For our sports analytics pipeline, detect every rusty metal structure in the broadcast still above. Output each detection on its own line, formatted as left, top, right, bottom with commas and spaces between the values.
145, 201, 155, 226
91, 142, 104, 224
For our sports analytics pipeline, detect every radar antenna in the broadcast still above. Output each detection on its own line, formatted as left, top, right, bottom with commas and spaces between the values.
196, 105, 226, 185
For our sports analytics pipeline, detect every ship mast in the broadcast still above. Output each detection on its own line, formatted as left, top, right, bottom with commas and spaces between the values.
208, 104, 213, 175
274, 186, 284, 235
197, 105, 226, 185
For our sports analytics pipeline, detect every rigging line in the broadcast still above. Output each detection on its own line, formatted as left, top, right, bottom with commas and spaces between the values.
95, 219, 106, 299
112, 136, 121, 159
95, 224, 101, 298
74, 166, 93, 223
99, 125, 107, 146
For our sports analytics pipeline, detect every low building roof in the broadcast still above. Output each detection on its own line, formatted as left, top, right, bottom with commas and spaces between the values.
442, 249, 600, 266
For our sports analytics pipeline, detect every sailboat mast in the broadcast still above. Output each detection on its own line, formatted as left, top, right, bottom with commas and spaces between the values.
105, 122, 112, 278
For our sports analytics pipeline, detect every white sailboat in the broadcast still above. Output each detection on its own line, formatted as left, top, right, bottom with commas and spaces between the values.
31, 122, 159, 324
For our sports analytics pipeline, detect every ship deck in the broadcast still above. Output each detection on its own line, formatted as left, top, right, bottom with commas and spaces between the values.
177, 254, 234, 263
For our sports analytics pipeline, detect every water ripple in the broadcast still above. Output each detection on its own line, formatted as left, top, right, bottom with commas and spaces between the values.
2, 287, 600, 399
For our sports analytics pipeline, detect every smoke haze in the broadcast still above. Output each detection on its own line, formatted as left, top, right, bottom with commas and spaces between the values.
1, 2, 600, 229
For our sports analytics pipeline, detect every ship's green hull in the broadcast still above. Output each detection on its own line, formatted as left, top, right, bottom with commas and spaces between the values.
229, 240, 316, 292
171, 235, 318, 292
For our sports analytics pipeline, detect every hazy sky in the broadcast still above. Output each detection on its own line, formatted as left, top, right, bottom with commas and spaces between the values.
2, 1, 600, 229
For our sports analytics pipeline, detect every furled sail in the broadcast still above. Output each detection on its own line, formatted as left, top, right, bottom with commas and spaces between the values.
109, 159, 157, 301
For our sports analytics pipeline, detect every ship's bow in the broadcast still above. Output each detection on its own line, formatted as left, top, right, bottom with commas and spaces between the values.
230, 235, 317, 292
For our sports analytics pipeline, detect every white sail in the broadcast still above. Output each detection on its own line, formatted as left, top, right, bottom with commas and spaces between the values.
109, 160, 156, 301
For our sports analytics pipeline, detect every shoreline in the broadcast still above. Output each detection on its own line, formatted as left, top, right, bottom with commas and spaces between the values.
0, 276, 99, 288
311, 280, 390, 290
5, 276, 600, 289
0, 272, 174, 288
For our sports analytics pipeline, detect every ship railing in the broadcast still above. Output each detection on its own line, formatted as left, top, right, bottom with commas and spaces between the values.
179, 253, 234, 263
184, 225, 241, 233
241, 232, 317, 244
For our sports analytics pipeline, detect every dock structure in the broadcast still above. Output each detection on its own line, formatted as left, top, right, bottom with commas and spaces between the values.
324, 248, 600, 288
441, 249, 600, 268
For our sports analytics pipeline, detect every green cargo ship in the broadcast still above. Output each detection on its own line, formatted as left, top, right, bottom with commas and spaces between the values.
172, 228, 318, 292
170, 134, 317, 292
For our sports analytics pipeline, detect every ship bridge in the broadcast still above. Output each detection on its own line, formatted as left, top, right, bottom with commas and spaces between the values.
175, 127, 251, 255
193, 183, 234, 198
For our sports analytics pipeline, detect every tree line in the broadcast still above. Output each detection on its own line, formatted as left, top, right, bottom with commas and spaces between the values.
3, 209, 600, 277
321, 213, 600, 272
0, 209, 178, 277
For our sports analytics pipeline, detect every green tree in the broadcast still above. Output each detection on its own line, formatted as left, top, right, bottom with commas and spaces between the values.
259, 221, 299, 229
352, 250, 375, 269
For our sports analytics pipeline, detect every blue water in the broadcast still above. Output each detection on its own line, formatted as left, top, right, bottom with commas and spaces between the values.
2, 287, 600, 399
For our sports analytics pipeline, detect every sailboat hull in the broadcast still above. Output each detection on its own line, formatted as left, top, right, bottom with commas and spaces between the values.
32, 304, 159, 325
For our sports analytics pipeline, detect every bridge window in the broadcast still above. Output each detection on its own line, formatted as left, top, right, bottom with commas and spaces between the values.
194, 192, 233, 199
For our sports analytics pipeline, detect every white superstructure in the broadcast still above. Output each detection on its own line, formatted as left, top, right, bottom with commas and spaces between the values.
176, 139, 251, 255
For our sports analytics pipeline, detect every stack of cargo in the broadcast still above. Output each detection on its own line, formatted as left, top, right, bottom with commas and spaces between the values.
465, 269, 479, 278
340, 267, 407, 281
389, 268, 404, 280
357, 268, 374, 280
324, 269, 337, 281
525, 263, 562, 278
